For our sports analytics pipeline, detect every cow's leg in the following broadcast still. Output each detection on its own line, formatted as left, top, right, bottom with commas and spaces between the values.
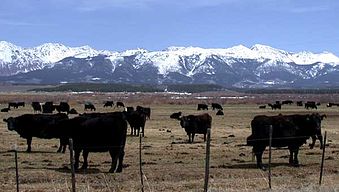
26, 137, 32, 152
142, 126, 145, 137
109, 148, 120, 173
187, 133, 191, 143
116, 149, 125, 173
74, 149, 81, 170
288, 147, 300, 167
203, 133, 206, 142
81, 150, 89, 169
317, 134, 323, 149
309, 136, 316, 149
191, 133, 195, 143
253, 145, 265, 169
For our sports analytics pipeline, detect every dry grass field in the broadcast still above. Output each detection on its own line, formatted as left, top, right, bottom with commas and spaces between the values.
0, 91, 338, 191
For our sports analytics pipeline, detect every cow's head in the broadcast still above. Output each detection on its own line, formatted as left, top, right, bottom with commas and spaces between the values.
307, 113, 325, 132
3, 117, 16, 131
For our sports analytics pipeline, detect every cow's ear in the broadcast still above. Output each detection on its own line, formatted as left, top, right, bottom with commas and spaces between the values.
3, 118, 7, 122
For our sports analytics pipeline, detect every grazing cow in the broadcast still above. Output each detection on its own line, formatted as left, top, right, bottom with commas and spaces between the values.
116, 102, 125, 108
3, 113, 69, 152
296, 101, 303, 106
84, 102, 96, 111
247, 113, 325, 169
305, 101, 317, 110
55, 102, 70, 114
103, 101, 114, 107
136, 106, 151, 119
45, 112, 128, 172
125, 110, 147, 137
197, 104, 208, 110
179, 113, 212, 143
211, 103, 223, 110
1, 107, 10, 112
8, 102, 19, 109
327, 103, 339, 107
170, 112, 182, 120
42, 102, 55, 113
259, 105, 266, 109
216, 110, 224, 116
8, 102, 25, 109
268, 103, 281, 110
282, 100, 293, 105
31, 102, 42, 113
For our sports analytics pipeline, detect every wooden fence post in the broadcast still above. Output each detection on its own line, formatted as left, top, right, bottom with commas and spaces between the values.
139, 133, 145, 192
268, 125, 273, 189
204, 128, 211, 192
69, 139, 76, 192
319, 131, 327, 185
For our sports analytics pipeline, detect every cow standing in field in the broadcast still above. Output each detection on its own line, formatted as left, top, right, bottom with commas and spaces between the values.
32, 102, 42, 113
55, 102, 70, 114
179, 113, 212, 143
305, 101, 317, 110
42, 102, 55, 113
44, 112, 128, 172
1, 107, 10, 112
103, 101, 114, 107
84, 102, 96, 111
125, 110, 147, 137
247, 113, 325, 169
211, 103, 223, 110
197, 104, 208, 110
268, 103, 281, 110
116, 102, 125, 108
3, 113, 69, 152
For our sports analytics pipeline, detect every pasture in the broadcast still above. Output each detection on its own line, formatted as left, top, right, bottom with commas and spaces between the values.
0, 92, 338, 191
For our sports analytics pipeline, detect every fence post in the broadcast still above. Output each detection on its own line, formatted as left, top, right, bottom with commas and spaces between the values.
268, 125, 273, 189
69, 139, 76, 192
139, 133, 145, 192
204, 128, 211, 192
319, 131, 327, 185
13, 144, 19, 192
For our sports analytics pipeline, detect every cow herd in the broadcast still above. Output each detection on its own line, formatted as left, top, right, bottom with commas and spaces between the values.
259, 100, 339, 110
1, 100, 331, 173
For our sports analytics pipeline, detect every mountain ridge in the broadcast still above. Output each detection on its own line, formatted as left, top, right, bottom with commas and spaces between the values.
1, 41, 339, 88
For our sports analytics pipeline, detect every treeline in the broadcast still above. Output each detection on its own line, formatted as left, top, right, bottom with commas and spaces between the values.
29, 83, 225, 93
230, 88, 339, 94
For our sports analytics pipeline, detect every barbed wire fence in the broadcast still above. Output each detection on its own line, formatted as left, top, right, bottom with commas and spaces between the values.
0, 131, 332, 192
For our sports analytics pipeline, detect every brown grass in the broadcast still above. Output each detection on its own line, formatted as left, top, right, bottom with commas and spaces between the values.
0, 92, 338, 191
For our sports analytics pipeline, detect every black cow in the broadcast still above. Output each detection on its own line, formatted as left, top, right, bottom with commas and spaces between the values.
125, 110, 147, 137
116, 102, 125, 108
8, 102, 18, 109
216, 110, 224, 116
211, 103, 223, 110
296, 101, 303, 106
305, 101, 317, 110
197, 104, 208, 110
170, 112, 182, 120
3, 113, 69, 152
32, 102, 42, 113
259, 105, 266, 109
268, 103, 281, 110
247, 113, 325, 169
125, 107, 134, 112
103, 101, 114, 107
1, 107, 10, 112
136, 106, 151, 119
179, 113, 212, 143
45, 112, 128, 172
55, 102, 70, 114
327, 103, 339, 107
282, 100, 293, 105
84, 102, 96, 111
42, 102, 55, 113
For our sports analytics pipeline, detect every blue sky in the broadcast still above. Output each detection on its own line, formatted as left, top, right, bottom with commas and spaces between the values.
1, 0, 338, 55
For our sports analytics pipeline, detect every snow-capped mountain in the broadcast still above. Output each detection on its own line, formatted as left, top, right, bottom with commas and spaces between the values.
1, 41, 339, 88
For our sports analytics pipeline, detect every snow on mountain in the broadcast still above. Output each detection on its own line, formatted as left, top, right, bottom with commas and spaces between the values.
1, 41, 339, 87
